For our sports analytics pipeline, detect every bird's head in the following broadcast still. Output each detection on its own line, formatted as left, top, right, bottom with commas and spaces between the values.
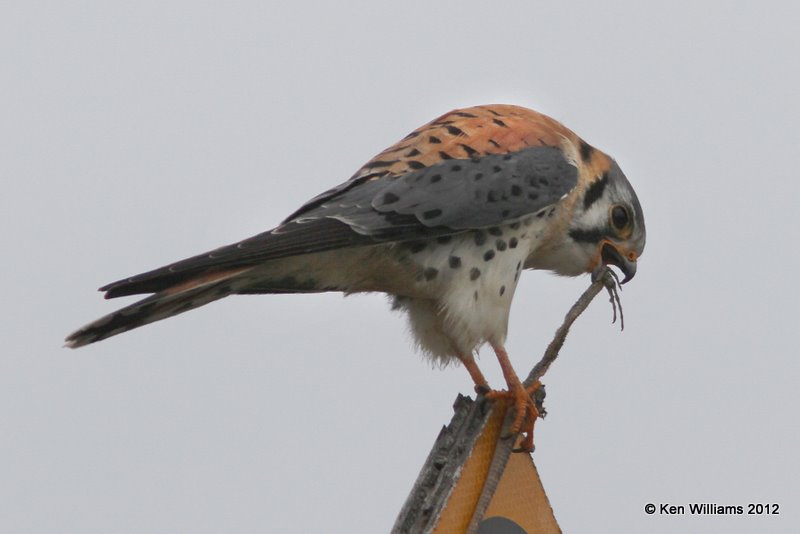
565, 160, 646, 283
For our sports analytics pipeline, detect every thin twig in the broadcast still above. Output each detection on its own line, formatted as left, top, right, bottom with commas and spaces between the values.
524, 268, 621, 387
466, 268, 622, 533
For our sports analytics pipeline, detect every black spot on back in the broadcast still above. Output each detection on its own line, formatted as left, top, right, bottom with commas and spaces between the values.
446, 125, 465, 136
460, 144, 478, 157
449, 256, 462, 269
470, 268, 481, 280
428, 135, 441, 144
496, 239, 507, 251
488, 227, 502, 236
493, 118, 508, 127
474, 231, 487, 246
422, 209, 442, 220
484, 250, 495, 261
499, 285, 506, 296
369, 159, 398, 168
579, 140, 594, 162
405, 148, 421, 157
509, 237, 518, 248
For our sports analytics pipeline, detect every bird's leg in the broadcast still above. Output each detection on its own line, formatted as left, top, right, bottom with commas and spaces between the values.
484, 343, 541, 452
457, 353, 491, 395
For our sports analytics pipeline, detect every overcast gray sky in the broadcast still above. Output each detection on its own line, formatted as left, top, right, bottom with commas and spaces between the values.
2, 1, 798, 532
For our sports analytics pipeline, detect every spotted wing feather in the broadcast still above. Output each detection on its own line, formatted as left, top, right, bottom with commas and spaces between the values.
297, 146, 577, 234
100, 105, 584, 299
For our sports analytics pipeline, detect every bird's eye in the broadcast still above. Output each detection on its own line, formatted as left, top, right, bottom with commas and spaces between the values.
610, 205, 630, 231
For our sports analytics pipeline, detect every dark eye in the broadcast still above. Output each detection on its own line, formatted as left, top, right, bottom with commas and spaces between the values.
611, 205, 630, 231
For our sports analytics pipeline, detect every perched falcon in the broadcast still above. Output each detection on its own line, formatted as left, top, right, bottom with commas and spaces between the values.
66, 104, 646, 449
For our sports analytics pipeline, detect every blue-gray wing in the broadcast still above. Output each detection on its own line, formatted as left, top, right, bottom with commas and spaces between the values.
291, 145, 577, 234
102, 146, 576, 297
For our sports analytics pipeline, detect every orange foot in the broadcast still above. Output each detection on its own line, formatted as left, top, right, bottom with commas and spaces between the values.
485, 380, 542, 452
457, 346, 543, 452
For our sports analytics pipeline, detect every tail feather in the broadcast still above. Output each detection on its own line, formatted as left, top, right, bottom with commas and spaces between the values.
65, 274, 248, 348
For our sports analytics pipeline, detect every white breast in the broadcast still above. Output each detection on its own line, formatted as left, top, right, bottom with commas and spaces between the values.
391, 216, 549, 363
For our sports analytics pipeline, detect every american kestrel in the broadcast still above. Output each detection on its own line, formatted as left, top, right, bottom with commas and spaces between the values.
66, 104, 646, 449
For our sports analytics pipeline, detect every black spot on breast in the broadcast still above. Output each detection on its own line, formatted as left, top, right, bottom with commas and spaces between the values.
406, 241, 427, 253
474, 231, 487, 246
510, 222, 520, 230
501, 209, 510, 217
496, 239, 507, 251
407, 160, 426, 170
487, 191, 498, 202
474, 290, 479, 301
423, 267, 439, 281
499, 285, 506, 296
493, 165, 502, 173
430, 174, 442, 183
451, 164, 462, 172
517, 261, 522, 270
474, 172, 484, 181
488, 227, 502, 236
539, 177, 550, 186
484, 250, 495, 261
437, 235, 452, 244
429, 135, 441, 144
509, 237, 518, 248
449, 256, 462, 268
511, 185, 522, 196
528, 192, 539, 201
422, 209, 442, 220
470, 268, 481, 280
381, 192, 399, 205
447, 125, 465, 136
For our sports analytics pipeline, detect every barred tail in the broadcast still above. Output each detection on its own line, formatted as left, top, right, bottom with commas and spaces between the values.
65, 274, 245, 348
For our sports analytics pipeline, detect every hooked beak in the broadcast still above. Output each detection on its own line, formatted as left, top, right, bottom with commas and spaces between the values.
600, 242, 637, 284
